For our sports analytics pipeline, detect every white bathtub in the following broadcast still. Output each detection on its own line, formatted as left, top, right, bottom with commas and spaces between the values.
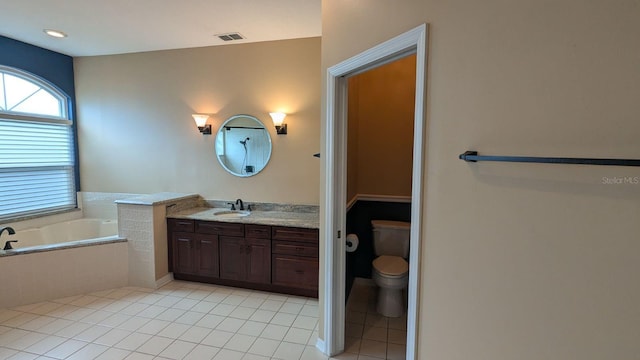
0, 218, 128, 308
3, 218, 118, 251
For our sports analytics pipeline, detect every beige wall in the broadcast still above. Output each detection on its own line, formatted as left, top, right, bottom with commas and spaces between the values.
75, 38, 321, 205
322, 1, 640, 359
347, 55, 415, 200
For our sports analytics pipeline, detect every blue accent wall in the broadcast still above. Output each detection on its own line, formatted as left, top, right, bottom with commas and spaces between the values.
0, 36, 76, 104
0, 35, 79, 190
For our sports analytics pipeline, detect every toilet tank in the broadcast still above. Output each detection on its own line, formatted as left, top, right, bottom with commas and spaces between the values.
371, 220, 411, 258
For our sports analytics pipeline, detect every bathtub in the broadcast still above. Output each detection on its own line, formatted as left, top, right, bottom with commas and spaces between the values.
2, 218, 119, 252
0, 218, 129, 308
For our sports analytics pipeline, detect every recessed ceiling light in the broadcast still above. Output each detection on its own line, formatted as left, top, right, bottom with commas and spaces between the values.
44, 29, 67, 38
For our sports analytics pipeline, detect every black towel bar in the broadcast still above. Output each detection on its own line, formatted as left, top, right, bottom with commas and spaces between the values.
459, 151, 640, 167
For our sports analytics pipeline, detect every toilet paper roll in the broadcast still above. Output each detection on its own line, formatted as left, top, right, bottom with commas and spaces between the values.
346, 234, 359, 252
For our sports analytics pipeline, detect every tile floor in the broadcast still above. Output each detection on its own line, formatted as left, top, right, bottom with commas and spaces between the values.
0, 279, 406, 360
342, 280, 407, 360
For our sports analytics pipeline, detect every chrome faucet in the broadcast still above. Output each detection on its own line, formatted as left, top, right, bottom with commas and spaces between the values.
1, 226, 17, 250
235, 199, 245, 210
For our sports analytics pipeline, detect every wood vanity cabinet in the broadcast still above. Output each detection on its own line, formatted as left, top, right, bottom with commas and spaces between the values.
172, 232, 219, 278
167, 218, 318, 297
169, 219, 219, 277
271, 226, 319, 294
219, 226, 271, 284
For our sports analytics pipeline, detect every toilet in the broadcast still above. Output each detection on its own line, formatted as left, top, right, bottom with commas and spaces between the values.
371, 220, 411, 317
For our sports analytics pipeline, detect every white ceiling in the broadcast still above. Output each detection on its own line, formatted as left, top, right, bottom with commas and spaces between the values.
0, 0, 321, 57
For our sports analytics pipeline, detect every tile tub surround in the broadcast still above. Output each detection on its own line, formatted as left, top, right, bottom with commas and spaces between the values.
80, 192, 140, 220
3, 191, 133, 234
0, 238, 126, 258
115, 193, 201, 207
0, 218, 121, 256
116, 193, 202, 289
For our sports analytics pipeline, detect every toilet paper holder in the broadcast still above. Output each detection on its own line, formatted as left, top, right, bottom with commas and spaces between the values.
346, 233, 359, 252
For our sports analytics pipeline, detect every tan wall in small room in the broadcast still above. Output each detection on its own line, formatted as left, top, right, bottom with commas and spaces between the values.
75, 38, 321, 205
321, 0, 640, 359
347, 55, 415, 201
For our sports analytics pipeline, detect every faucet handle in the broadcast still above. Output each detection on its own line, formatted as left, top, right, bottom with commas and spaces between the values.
227, 202, 236, 210
247, 204, 252, 211
3, 240, 18, 250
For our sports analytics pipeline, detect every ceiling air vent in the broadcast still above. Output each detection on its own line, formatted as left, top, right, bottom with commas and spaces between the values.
216, 32, 245, 41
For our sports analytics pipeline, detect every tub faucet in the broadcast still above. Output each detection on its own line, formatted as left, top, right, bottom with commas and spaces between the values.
1, 226, 17, 250
235, 199, 245, 210
0, 226, 15, 237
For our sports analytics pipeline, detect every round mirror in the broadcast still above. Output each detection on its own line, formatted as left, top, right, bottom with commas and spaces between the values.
215, 114, 272, 177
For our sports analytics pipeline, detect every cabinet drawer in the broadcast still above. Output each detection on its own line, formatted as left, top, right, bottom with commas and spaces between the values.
272, 241, 317, 258
272, 226, 318, 244
272, 255, 319, 290
168, 219, 195, 232
196, 221, 244, 236
245, 224, 271, 239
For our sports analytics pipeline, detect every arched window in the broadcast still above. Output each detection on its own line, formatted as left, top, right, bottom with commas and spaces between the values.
0, 65, 76, 222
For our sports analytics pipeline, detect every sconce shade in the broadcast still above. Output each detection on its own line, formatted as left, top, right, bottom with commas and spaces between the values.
192, 114, 209, 127
192, 114, 212, 135
269, 112, 286, 126
269, 112, 287, 135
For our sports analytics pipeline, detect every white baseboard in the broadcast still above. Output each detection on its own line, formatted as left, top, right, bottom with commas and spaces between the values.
315, 338, 327, 355
156, 273, 173, 288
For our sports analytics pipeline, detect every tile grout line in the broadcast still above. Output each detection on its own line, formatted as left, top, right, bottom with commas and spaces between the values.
0, 280, 323, 360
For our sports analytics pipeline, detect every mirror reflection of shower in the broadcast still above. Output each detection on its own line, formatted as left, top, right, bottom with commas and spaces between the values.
215, 117, 270, 176
214, 115, 272, 177
239, 137, 251, 175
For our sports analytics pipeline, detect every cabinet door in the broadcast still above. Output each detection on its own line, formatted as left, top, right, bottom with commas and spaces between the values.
173, 232, 196, 275
272, 255, 319, 290
246, 238, 271, 284
196, 234, 219, 278
219, 236, 246, 281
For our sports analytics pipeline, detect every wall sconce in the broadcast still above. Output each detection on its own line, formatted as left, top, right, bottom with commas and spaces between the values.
192, 114, 211, 135
269, 112, 287, 135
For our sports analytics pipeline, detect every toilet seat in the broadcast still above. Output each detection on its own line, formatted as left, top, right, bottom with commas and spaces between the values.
373, 255, 408, 277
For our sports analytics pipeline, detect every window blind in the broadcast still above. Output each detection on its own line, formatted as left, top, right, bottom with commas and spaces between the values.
0, 119, 76, 221
0, 65, 76, 222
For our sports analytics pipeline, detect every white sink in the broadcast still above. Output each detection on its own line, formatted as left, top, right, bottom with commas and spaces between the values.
213, 210, 251, 218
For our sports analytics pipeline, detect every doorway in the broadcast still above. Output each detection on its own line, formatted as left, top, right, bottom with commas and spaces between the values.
344, 52, 416, 359
321, 24, 428, 359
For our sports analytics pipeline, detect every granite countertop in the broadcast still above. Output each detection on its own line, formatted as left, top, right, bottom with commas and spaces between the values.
168, 206, 319, 229
115, 192, 200, 206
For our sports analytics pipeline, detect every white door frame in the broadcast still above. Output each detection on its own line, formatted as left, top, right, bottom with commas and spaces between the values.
321, 24, 428, 358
